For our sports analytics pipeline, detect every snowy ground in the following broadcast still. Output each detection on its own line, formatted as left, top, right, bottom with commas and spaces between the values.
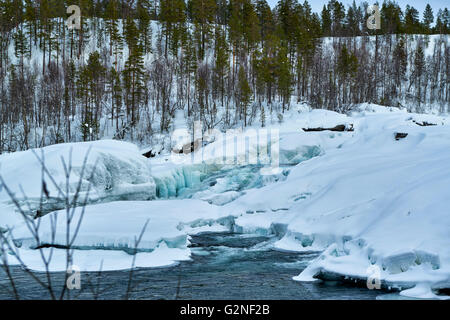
1, 103, 449, 299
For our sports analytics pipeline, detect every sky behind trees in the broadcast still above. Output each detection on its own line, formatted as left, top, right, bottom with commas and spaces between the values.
267, 0, 448, 16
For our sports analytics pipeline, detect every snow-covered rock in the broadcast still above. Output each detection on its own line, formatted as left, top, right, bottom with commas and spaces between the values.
0, 140, 156, 226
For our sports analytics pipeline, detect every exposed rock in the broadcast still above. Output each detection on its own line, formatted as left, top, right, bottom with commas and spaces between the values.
395, 132, 408, 140
172, 139, 202, 155
142, 150, 156, 158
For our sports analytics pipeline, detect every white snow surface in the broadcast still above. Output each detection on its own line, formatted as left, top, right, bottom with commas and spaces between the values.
1, 104, 450, 298
0, 140, 156, 222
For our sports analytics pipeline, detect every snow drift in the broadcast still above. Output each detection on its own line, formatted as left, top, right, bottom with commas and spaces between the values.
224, 104, 450, 298
0, 140, 156, 226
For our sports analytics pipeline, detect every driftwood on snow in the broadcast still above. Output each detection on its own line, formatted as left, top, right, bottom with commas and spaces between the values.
302, 124, 354, 132
413, 120, 437, 127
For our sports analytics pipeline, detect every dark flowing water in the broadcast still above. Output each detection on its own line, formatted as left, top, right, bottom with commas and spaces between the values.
0, 232, 386, 300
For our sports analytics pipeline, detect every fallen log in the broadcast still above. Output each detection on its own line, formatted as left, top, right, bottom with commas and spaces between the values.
302, 124, 354, 132
413, 120, 437, 127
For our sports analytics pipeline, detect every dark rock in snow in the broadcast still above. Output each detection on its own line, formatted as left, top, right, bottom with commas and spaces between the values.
142, 150, 156, 158
172, 139, 202, 155
395, 132, 408, 140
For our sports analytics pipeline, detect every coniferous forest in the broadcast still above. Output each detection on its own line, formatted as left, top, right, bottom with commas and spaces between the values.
0, 0, 449, 153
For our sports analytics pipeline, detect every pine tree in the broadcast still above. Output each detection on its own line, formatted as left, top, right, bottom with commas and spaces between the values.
381, 1, 403, 34
329, 0, 346, 37
242, 0, 260, 53
160, 0, 186, 58
13, 27, 29, 74
137, 0, 153, 55
276, 44, 292, 110
105, 0, 123, 68
276, 0, 299, 56
255, 0, 274, 45
24, 0, 36, 55
213, 26, 230, 109
393, 37, 408, 89
321, 5, 332, 36
190, 0, 217, 61
346, 1, 360, 37
337, 45, 358, 106
38, 0, 51, 75
404, 5, 420, 34
78, 51, 105, 141
63, 60, 76, 141
435, 9, 445, 34
260, 103, 265, 127
76, 0, 92, 59
413, 45, 426, 105
237, 66, 252, 126
108, 67, 123, 131
182, 32, 198, 116
444, 9, 450, 33
123, 18, 145, 126
423, 4, 434, 34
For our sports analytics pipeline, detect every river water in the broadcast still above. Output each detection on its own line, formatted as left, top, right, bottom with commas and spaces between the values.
0, 232, 389, 300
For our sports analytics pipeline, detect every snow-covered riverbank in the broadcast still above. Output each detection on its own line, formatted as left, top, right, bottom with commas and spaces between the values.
1, 104, 449, 299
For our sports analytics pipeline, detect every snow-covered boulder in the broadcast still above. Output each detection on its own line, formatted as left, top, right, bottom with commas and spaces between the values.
0, 140, 156, 227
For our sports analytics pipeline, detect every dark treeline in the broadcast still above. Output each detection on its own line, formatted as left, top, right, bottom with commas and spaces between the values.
0, 0, 449, 153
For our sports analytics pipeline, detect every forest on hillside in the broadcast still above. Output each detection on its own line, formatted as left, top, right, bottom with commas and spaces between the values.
0, 0, 449, 153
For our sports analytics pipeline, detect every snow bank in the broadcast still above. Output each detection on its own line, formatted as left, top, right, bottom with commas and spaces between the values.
0, 140, 156, 225
223, 105, 450, 298
5, 199, 228, 271
7, 243, 191, 272
12, 199, 225, 251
